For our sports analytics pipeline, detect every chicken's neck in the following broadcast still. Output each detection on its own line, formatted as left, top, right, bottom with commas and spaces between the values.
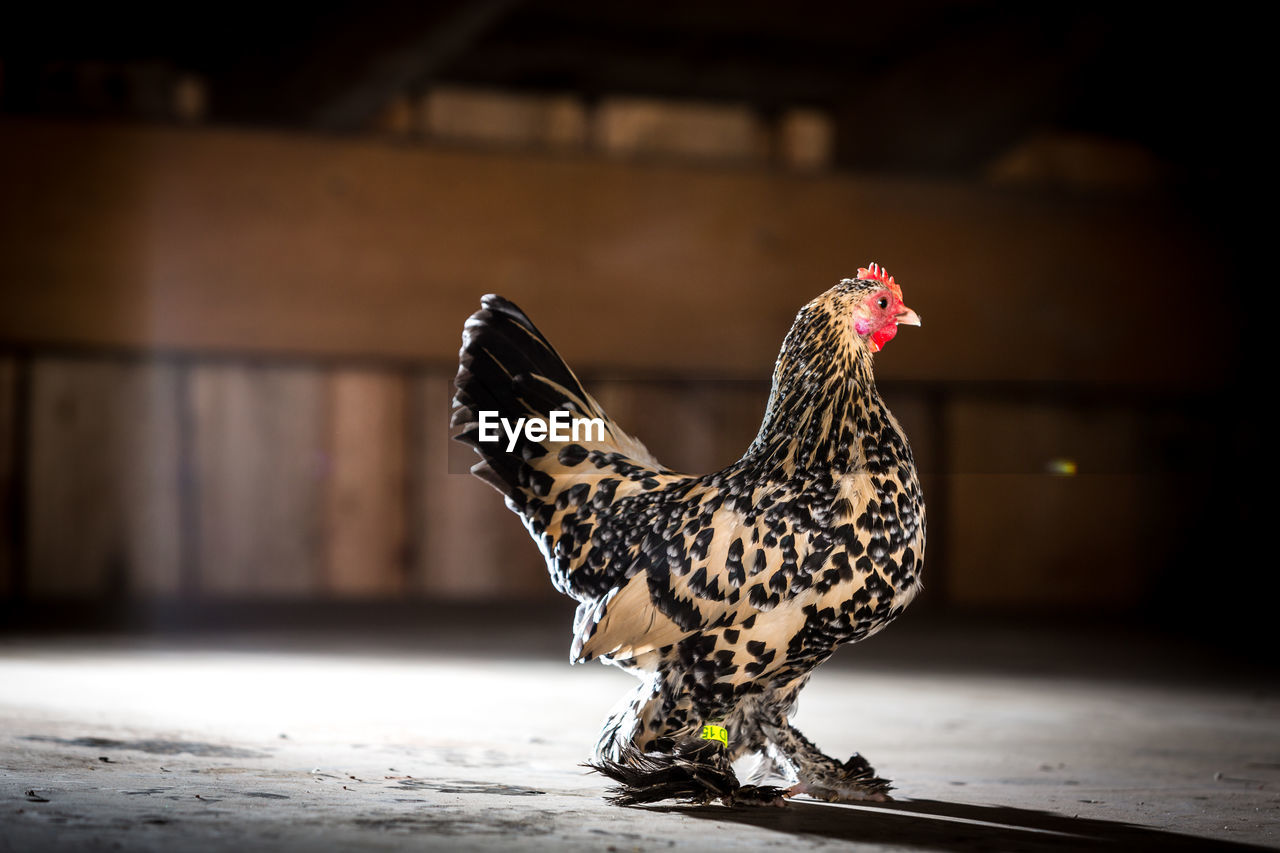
745, 338, 887, 480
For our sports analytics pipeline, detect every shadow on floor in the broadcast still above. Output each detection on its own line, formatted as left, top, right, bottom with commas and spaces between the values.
653, 797, 1270, 852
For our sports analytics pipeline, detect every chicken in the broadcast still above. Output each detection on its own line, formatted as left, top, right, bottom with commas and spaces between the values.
450, 265, 924, 805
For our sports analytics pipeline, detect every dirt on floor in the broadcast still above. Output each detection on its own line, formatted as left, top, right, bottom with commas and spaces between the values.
2, 625, 1277, 852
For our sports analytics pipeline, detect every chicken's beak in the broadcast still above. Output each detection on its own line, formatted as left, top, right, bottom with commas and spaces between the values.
896, 306, 922, 327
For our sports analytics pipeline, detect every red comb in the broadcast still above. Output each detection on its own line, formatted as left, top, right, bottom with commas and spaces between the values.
857, 262, 903, 302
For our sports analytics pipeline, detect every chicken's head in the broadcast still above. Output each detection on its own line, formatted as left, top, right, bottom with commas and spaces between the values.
851, 262, 921, 353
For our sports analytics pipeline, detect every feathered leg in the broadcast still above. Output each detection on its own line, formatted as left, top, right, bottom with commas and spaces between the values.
587, 676, 787, 806
761, 720, 893, 802
589, 736, 789, 806
737, 741, 799, 787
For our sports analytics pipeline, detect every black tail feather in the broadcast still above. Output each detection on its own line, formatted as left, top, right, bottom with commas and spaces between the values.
452, 294, 597, 501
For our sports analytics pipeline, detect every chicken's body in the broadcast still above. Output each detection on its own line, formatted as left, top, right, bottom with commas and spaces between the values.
452, 269, 924, 805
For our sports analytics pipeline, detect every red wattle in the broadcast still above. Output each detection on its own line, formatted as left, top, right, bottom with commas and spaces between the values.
871, 323, 898, 351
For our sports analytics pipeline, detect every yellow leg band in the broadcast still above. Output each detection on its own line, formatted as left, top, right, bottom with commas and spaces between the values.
700, 724, 728, 747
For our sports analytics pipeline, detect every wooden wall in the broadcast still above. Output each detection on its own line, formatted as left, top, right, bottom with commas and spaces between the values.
0, 356, 559, 602
0, 119, 1230, 385
0, 358, 15, 599
0, 351, 1209, 611
0, 118, 1234, 613
0, 356, 787, 604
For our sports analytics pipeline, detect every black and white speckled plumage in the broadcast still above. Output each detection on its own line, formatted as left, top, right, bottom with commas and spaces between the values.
451, 272, 925, 805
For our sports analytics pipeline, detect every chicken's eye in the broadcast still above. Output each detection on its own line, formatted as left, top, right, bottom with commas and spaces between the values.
877, 297, 889, 309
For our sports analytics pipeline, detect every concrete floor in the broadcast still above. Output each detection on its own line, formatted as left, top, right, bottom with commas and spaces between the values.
1, 615, 1277, 852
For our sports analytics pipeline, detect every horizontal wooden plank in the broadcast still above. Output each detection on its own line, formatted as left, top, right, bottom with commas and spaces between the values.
594, 97, 769, 163
0, 118, 1226, 386
423, 87, 588, 150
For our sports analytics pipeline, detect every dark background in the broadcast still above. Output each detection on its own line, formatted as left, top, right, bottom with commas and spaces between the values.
0, 2, 1265, 655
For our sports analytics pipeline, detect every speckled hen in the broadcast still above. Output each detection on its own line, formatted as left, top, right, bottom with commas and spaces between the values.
451, 265, 925, 805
